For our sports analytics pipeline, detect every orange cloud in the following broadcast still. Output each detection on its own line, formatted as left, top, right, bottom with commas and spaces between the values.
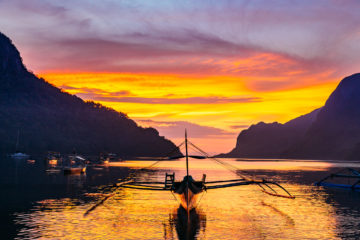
3, 0, 358, 154
38, 71, 338, 154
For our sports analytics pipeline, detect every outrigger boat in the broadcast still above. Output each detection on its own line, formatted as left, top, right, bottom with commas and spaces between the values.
85, 131, 294, 216
315, 168, 360, 191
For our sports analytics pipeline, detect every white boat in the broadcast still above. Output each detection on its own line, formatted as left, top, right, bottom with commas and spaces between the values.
10, 152, 29, 159
10, 130, 29, 159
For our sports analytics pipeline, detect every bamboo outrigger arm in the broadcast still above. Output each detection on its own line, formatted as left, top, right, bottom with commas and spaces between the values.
84, 130, 296, 217
119, 178, 295, 199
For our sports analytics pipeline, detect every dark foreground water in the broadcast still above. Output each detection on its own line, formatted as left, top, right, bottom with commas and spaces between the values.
1, 156, 360, 239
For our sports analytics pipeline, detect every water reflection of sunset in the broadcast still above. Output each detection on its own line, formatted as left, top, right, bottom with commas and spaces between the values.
110, 159, 335, 171
15, 161, 343, 239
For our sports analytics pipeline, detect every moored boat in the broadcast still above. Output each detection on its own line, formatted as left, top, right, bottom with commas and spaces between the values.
27, 159, 36, 164
10, 152, 29, 159
315, 168, 360, 191
63, 166, 86, 174
63, 154, 87, 174
46, 152, 61, 165
99, 152, 119, 164
10, 130, 29, 159
99, 153, 110, 165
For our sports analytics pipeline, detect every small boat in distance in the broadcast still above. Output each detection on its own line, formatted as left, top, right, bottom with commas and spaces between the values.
45, 152, 62, 173
315, 168, 360, 190
46, 151, 61, 165
63, 155, 87, 174
63, 165, 86, 174
27, 159, 36, 164
99, 153, 121, 165
10, 152, 29, 159
10, 130, 29, 159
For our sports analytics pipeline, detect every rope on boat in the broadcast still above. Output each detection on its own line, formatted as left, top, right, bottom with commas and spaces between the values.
193, 190, 206, 209
187, 140, 295, 199
170, 190, 181, 204
121, 185, 169, 191
84, 179, 134, 216
84, 142, 184, 217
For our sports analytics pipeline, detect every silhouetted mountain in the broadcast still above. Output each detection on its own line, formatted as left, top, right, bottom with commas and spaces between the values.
220, 73, 360, 160
219, 109, 320, 158
0, 32, 179, 157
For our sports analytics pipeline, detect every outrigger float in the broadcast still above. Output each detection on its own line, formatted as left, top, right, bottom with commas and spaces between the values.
315, 168, 360, 191
85, 131, 294, 216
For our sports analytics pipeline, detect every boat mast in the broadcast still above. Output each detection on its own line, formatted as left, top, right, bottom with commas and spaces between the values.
185, 129, 190, 214
15, 129, 20, 152
185, 129, 189, 177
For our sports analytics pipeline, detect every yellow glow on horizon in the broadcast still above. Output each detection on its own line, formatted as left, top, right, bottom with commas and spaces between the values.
38, 72, 338, 153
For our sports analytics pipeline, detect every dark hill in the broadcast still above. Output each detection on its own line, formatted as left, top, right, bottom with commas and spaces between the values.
219, 108, 320, 158
286, 73, 360, 160
0, 32, 179, 156
220, 73, 360, 160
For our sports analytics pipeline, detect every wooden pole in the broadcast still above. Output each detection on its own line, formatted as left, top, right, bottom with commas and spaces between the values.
185, 130, 189, 177
185, 130, 190, 215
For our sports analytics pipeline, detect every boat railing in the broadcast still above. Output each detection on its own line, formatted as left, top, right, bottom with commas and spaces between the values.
165, 172, 175, 189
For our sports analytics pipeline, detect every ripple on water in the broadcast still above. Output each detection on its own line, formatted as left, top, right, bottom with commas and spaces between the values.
12, 160, 360, 239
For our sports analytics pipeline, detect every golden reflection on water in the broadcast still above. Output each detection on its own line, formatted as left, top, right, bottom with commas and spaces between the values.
14, 160, 349, 239
112, 159, 336, 171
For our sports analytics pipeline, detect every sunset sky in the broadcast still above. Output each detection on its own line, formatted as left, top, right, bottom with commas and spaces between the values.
1, 0, 360, 154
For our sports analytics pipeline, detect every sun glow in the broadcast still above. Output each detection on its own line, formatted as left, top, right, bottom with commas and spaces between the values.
38, 72, 338, 153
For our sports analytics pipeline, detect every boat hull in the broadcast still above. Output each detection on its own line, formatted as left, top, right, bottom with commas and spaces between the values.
176, 187, 200, 211
10, 153, 29, 159
172, 176, 204, 211
63, 166, 86, 174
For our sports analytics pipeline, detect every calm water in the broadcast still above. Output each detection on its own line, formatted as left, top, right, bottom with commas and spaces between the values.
2, 156, 360, 239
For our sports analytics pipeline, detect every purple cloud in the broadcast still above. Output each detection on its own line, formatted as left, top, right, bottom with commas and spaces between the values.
229, 125, 249, 130
77, 93, 261, 105
61, 85, 261, 104
136, 119, 237, 139
60, 85, 133, 96
1, 0, 360, 91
